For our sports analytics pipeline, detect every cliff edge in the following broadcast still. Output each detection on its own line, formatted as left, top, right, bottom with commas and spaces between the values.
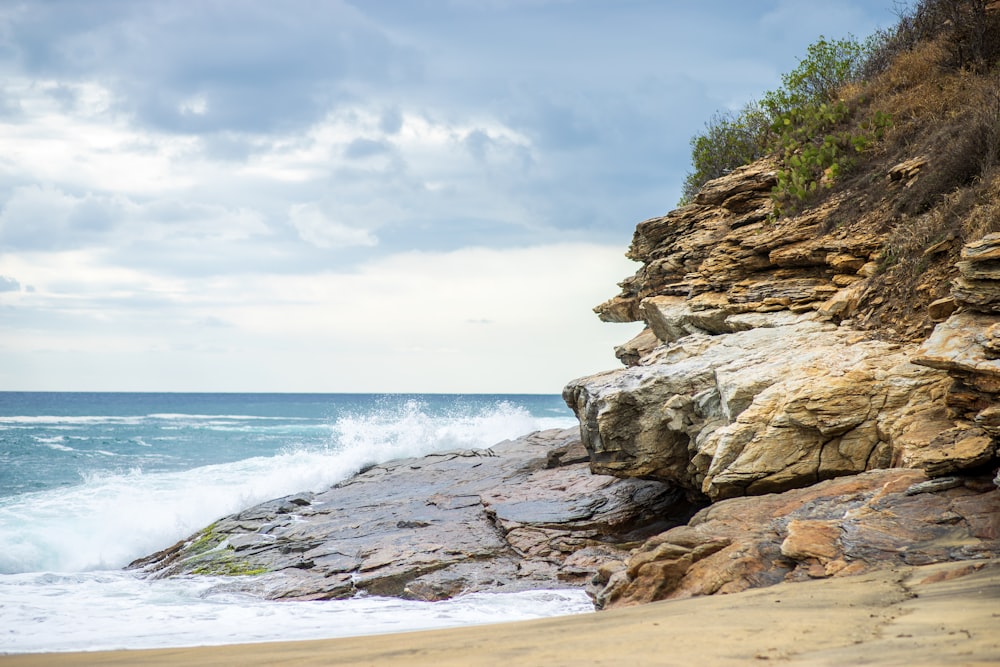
564, 18, 1000, 607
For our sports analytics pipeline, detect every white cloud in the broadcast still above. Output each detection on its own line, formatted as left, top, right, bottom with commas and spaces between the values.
0, 243, 641, 392
0, 79, 201, 194
288, 203, 377, 249
179, 94, 208, 116
0, 184, 125, 250
0, 0, 897, 392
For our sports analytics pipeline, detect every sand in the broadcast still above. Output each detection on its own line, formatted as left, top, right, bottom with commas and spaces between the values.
3, 560, 998, 667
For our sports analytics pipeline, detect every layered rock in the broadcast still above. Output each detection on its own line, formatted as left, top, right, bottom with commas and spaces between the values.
565, 311, 952, 501
594, 160, 881, 328
566, 162, 999, 505
591, 467, 1000, 609
130, 429, 690, 601
915, 234, 1000, 451
562, 157, 1000, 609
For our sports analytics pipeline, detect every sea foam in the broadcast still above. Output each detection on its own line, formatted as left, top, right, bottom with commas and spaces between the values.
0, 570, 592, 653
0, 399, 574, 574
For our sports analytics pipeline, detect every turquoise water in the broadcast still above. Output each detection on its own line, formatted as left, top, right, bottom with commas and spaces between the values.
0, 392, 573, 498
0, 392, 591, 653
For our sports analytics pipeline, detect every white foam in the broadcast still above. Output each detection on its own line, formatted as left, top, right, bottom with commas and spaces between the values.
0, 450, 374, 573
0, 400, 576, 574
33, 436, 76, 452
0, 415, 147, 426
146, 414, 308, 421
0, 570, 593, 653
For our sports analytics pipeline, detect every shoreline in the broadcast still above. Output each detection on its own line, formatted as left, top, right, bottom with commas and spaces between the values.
4, 560, 997, 667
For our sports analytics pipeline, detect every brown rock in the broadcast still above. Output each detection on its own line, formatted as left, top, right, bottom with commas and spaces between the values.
614, 327, 659, 367
780, 520, 842, 561
817, 282, 864, 320
953, 276, 1000, 312
960, 232, 1000, 263
887, 155, 929, 183
594, 294, 640, 323
928, 296, 957, 321
693, 160, 778, 208
913, 311, 1000, 375
595, 468, 1000, 608
913, 310, 1000, 425
566, 316, 956, 501
957, 259, 1000, 281
897, 425, 997, 477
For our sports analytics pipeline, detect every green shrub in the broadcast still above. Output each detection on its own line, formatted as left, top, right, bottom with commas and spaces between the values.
761, 36, 868, 116
770, 102, 892, 216
679, 102, 770, 204
680, 35, 870, 205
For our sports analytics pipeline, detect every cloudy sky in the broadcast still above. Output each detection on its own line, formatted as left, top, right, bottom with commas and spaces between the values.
0, 0, 899, 393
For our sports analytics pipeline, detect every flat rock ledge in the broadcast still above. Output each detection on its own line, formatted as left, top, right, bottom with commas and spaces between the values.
129, 428, 692, 601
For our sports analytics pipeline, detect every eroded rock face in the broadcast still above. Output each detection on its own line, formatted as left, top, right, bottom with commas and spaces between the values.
594, 160, 881, 328
915, 234, 1000, 428
567, 164, 999, 503
568, 164, 1000, 612
564, 311, 952, 501
909, 234, 1000, 470
592, 468, 1000, 609
129, 429, 691, 601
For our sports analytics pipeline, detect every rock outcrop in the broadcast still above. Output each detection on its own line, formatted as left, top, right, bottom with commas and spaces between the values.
563, 158, 1000, 607
915, 233, 1000, 453
565, 162, 997, 502
591, 467, 1000, 609
129, 429, 691, 601
592, 160, 880, 328
565, 311, 952, 501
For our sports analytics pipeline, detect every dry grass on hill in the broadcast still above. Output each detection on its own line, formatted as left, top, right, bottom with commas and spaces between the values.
806, 27, 1000, 340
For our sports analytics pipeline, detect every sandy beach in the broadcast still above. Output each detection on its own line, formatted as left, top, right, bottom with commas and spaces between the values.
3, 560, 997, 667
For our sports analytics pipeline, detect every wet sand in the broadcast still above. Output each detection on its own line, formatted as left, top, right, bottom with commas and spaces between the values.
3, 560, 998, 667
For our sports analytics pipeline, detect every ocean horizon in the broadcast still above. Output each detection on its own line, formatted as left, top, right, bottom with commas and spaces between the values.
0, 391, 594, 654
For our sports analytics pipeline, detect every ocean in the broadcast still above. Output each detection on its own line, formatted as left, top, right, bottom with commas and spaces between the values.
0, 392, 594, 654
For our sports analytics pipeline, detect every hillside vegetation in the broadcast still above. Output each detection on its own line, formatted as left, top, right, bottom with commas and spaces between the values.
681, 0, 1000, 339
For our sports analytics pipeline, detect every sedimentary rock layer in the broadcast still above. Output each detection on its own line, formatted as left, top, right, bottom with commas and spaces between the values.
565, 311, 955, 501
592, 467, 1000, 608
562, 157, 1000, 609
566, 162, 1000, 503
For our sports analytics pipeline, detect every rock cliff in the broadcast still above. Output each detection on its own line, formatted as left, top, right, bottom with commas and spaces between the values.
563, 156, 1000, 608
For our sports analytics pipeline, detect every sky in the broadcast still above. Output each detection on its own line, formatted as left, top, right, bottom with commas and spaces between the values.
0, 0, 902, 393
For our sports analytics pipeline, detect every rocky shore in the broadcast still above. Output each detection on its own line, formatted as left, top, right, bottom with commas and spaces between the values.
131, 156, 1000, 619
131, 161, 1000, 620
129, 428, 693, 600
567, 157, 1000, 608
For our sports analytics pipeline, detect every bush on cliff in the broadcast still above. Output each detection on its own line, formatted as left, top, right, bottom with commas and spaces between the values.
679, 35, 869, 204
680, 104, 770, 204
863, 0, 1000, 76
675, 0, 1000, 337
681, 0, 1000, 216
